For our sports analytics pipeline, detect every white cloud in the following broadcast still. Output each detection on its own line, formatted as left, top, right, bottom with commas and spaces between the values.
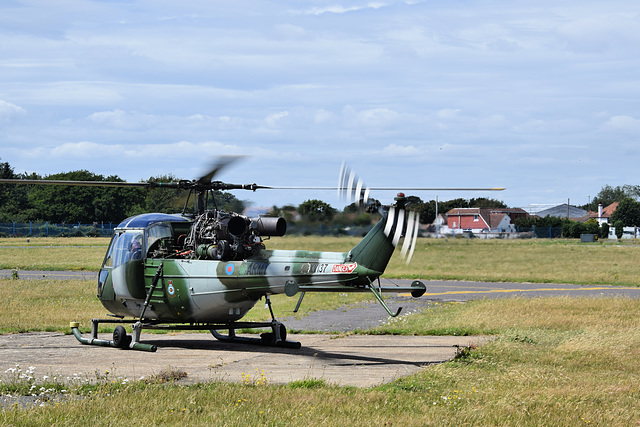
0, 100, 26, 119
1, 1, 640, 209
295, 2, 387, 16
600, 115, 640, 133
381, 144, 420, 156
87, 109, 157, 130
264, 111, 290, 128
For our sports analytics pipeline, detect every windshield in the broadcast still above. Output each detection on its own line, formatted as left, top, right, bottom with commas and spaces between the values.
110, 230, 145, 268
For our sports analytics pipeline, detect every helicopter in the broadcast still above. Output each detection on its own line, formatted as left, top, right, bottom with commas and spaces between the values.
0, 158, 504, 352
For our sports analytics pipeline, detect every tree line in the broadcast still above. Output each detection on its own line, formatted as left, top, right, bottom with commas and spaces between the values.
3, 159, 639, 235
0, 160, 244, 223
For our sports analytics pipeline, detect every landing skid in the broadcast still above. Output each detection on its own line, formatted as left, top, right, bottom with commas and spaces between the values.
70, 318, 300, 352
210, 321, 301, 349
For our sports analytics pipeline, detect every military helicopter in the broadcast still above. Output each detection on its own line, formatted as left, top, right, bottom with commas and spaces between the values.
0, 159, 504, 352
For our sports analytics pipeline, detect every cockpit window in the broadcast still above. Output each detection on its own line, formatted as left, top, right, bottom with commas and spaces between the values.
111, 230, 144, 268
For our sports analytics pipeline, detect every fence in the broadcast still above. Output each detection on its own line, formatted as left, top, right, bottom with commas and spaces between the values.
0, 222, 115, 238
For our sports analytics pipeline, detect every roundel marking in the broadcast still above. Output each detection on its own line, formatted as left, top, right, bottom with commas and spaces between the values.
225, 263, 235, 275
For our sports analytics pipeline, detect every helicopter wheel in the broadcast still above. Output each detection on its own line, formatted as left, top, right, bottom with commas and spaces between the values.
260, 323, 287, 345
113, 325, 132, 349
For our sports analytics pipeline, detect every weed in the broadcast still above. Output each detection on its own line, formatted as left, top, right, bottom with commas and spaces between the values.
288, 378, 328, 389
146, 368, 188, 384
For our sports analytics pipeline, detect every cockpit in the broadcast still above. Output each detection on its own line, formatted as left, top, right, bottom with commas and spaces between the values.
98, 213, 191, 299
102, 214, 190, 267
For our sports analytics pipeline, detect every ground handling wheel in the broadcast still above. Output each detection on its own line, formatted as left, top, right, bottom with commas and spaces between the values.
113, 325, 132, 349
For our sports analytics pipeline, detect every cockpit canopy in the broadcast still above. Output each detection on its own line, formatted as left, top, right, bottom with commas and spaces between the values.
103, 213, 192, 269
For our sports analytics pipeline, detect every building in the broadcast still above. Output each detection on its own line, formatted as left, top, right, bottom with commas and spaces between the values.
535, 204, 588, 219
595, 202, 618, 225
444, 207, 521, 234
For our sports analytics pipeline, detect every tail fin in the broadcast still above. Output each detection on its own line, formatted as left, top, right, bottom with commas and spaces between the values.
348, 195, 420, 275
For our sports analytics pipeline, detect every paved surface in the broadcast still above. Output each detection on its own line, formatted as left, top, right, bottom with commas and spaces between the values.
388, 279, 640, 301
0, 269, 97, 280
0, 332, 485, 387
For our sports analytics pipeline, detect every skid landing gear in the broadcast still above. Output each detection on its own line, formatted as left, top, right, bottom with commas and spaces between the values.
70, 318, 300, 352
210, 320, 300, 349
70, 320, 157, 352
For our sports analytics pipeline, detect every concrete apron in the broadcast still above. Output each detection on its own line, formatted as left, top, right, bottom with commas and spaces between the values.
0, 332, 487, 387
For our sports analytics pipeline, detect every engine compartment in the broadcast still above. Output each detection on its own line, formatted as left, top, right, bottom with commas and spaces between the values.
147, 210, 286, 261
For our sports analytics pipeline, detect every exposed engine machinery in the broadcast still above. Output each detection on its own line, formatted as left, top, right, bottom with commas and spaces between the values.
185, 210, 286, 261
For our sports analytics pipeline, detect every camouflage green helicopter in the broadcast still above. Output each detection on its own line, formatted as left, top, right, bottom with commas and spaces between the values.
1, 159, 504, 352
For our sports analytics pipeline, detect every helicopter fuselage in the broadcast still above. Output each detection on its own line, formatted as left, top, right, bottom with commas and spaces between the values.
97, 212, 378, 324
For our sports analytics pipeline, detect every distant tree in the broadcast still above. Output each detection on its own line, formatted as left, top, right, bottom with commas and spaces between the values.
513, 215, 565, 229
28, 170, 143, 223
610, 198, 640, 227
600, 222, 610, 239
588, 185, 640, 211
0, 160, 17, 220
298, 199, 336, 222
468, 198, 507, 208
138, 174, 186, 215
210, 190, 245, 213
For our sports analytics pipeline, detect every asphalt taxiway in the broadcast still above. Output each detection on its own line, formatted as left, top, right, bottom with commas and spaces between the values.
0, 332, 486, 387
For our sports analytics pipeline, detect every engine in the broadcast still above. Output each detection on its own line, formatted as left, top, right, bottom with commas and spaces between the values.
185, 210, 286, 261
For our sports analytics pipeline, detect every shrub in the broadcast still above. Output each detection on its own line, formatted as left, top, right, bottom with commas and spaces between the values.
614, 220, 624, 239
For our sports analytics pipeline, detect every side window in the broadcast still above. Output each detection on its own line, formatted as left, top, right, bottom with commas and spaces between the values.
146, 223, 173, 253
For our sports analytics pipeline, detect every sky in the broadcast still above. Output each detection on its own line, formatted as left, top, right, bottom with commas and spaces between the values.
1, 0, 639, 212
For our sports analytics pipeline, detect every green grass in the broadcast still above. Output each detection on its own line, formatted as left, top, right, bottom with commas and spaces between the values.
386, 238, 640, 286
2, 297, 640, 425
0, 237, 109, 270
0, 278, 374, 334
3, 236, 640, 286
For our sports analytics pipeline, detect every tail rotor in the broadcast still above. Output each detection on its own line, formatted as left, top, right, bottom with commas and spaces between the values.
339, 164, 420, 264
382, 200, 420, 265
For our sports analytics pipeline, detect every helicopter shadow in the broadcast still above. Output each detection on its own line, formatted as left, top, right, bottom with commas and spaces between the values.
139, 334, 452, 368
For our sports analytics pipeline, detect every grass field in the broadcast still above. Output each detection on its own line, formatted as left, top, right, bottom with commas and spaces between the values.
2, 236, 640, 424
2, 235, 640, 286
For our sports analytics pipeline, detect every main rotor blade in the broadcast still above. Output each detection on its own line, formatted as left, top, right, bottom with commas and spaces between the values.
197, 155, 244, 184
0, 179, 152, 188
258, 186, 506, 191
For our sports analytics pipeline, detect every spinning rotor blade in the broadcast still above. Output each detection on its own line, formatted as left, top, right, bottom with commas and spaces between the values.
383, 207, 420, 265
400, 211, 420, 264
338, 163, 370, 206
0, 178, 152, 188
197, 155, 244, 185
